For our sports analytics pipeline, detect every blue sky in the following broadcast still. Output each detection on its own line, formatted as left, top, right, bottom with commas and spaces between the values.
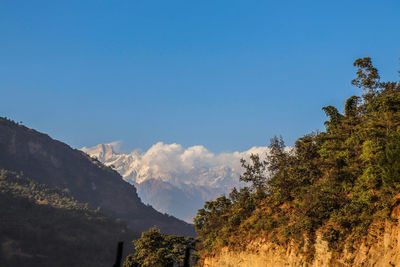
1, 1, 400, 153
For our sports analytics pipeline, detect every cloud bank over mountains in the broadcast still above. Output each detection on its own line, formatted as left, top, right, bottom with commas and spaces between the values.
82, 142, 269, 188
81, 142, 270, 221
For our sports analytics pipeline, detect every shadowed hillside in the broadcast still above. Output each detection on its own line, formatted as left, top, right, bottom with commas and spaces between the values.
0, 117, 195, 236
0, 170, 138, 267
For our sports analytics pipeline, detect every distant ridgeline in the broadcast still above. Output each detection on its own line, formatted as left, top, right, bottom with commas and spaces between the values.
195, 58, 400, 264
0, 169, 138, 267
0, 116, 194, 237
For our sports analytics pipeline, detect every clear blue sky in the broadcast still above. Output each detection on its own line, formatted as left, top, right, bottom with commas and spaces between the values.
1, 1, 400, 153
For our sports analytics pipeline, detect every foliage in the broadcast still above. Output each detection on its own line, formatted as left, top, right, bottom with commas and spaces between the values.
194, 57, 400, 254
123, 227, 196, 267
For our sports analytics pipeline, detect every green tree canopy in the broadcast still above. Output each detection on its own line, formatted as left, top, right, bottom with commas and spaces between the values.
123, 227, 196, 267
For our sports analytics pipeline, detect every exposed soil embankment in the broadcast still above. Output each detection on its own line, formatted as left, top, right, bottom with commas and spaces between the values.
203, 205, 400, 267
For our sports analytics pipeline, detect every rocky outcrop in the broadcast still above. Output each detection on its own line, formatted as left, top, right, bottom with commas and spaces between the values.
203, 206, 400, 267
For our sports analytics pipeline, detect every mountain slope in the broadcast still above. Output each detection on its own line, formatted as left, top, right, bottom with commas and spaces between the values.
0, 170, 138, 267
137, 179, 223, 222
0, 117, 194, 236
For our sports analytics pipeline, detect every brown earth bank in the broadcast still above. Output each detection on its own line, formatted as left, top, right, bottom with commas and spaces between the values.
202, 205, 400, 267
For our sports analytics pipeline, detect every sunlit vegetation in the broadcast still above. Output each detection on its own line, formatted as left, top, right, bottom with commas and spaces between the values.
194, 57, 400, 256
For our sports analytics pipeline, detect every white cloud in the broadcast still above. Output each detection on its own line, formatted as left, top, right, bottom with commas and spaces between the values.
82, 142, 279, 221
82, 142, 271, 188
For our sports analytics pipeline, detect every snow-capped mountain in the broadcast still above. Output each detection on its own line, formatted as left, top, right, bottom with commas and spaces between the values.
81, 142, 269, 222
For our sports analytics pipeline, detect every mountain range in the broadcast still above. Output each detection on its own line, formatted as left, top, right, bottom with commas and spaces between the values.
82, 142, 269, 222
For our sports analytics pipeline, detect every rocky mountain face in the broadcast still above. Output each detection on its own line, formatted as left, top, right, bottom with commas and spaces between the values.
81, 142, 269, 222
0, 117, 194, 236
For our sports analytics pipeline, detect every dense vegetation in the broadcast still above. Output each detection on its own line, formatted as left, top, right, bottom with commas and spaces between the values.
123, 227, 196, 267
194, 57, 400, 257
0, 169, 138, 267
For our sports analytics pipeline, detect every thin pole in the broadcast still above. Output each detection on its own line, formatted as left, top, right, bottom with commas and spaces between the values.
183, 246, 191, 267
113, 241, 124, 267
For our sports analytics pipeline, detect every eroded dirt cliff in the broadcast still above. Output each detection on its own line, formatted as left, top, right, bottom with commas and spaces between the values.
203, 205, 400, 267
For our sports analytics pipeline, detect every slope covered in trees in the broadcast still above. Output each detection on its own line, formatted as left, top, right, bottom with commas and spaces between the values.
0, 170, 138, 267
0, 117, 195, 236
194, 57, 400, 260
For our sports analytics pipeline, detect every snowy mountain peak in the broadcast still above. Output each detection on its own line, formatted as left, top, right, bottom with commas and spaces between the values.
82, 141, 269, 189
81, 142, 121, 162
81, 142, 270, 222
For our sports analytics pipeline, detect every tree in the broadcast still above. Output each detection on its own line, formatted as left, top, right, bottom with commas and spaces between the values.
322, 105, 343, 129
240, 154, 267, 192
351, 57, 380, 102
344, 95, 360, 117
123, 227, 195, 267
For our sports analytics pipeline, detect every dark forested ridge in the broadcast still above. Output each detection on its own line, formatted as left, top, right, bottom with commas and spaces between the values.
194, 58, 400, 259
0, 117, 195, 236
0, 170, 138, 267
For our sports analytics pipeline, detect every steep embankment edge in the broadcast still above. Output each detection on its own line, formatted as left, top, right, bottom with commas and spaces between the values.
202, 203, 400, 267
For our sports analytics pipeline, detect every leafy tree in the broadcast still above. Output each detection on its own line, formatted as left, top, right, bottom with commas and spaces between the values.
351, 57, 380, 102
123, 227, 195, 267
194, 195, 232, 250
239, 154, 267, 192
344, 95, 360, 117
378, 129, 400, 188
322, 105, 343, 129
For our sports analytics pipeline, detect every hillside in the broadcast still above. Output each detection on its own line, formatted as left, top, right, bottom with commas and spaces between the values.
195, 58, 400, 266
0, 170, 138, 267
0, 118, 195, 236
